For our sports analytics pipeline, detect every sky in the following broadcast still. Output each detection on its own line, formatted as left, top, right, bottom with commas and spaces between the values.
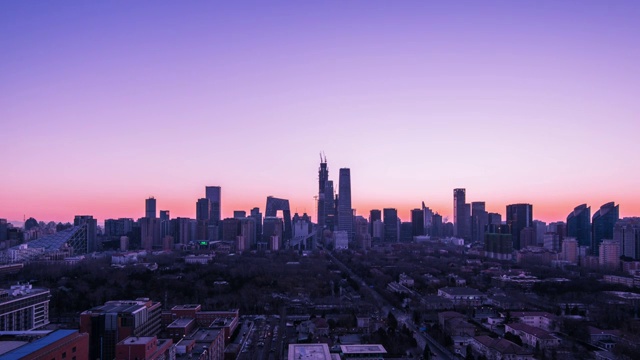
1, 1, 639, 225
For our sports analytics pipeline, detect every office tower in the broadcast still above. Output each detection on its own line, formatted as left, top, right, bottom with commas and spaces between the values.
170, 217, 192, 245
250, 207, 263, 241
74, 215, 97, 252
549, 221, 567, 240
196, 198, 210, 240
145, 197, 157, 219
337, 168, 353, 242
561, 237, 578, 264
159, 210, 170, 240
471, 202, 488, 243
567, 204, 591, 248
369, 209, 381, 237
104, 218, 134, 237
234, 211, 246, 218
383, 208, 398, 242
453, 188, 470, 240
432, 213, 443, 237
0, 218, 7, 241
205, 186, 222, 225
262, 216, 283, 245
422, 203, 434, 235
506, 203, 533, 250
411, 209, 424, 236
0, 284, 50, 331
592, 202, 619, 256
80, 299, 162, 360
324, 181, 336, 230
599, 240, 621, 269
484, 232, 513, 261
265, 196, 292, 241
221, 218, 241, 241
400, 222, 413, 242
372, 220, 384, 241
140, 217, 161, 251
239, 217, 257, 250
292, 213, 313, 237
614, 218, 640, 260
544, 232, 561, 252
318, 155, 329, 228
488, 213, 502, 226
520, 227, 536, 248
531, 220, 546, 246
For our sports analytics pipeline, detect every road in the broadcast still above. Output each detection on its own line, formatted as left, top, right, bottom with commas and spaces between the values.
326, 251, 458, 360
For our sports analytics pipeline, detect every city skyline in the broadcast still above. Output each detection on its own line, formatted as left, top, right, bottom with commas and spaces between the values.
2, 1, 640, 224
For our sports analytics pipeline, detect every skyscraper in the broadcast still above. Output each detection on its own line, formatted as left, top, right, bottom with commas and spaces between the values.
337, 168, 353, 241
567, 204, 591, 248
453, 188, 470, 240
411, 209, 424, 237
145, 197, 156, 219
250, 207, 263, 241
422, 202, 434, 235
324, 180, 335, 230
317, 155, 329, 228
614, 218, 640, 260
471, 202, 488, 243
205, 186, 222, 225
506, 203, 533, 250
196, 198, 210, 240
383, 208, 398, 243
369, 209, 381, 237
592, 202, 619, 256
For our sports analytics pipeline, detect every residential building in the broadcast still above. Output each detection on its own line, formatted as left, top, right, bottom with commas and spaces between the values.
145, 197, 157, 219
505, 323, 561, 349
592, 202, 619, 255
383, 208, 398, 243
567, 204, 591, 247
0, 284, 50, 331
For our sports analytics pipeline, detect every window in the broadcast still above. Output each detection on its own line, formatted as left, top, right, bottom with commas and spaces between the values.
72, 347, 76, 353
62, 352, 67, 358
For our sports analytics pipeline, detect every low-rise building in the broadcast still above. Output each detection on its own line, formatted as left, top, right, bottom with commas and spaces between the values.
115, 336, 174, 360
0, 284, 50, 331
288, 343, 332, 360
437, 287, 487, 307
505, 323, 561, 349
470, 335, 534, 360
508, 312, 558, 332
340, 344, 387, 359
0, 330, 88, 360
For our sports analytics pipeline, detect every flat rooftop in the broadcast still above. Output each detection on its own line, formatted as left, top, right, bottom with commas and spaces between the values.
288, 344, 332, 360
340, 344, 387, 354
168, 318, 195, 328
118, 336, 156, 345
0, 330, 78, 360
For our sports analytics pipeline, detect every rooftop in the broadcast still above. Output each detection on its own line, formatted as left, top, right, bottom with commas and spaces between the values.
474, 335, 531, 355
340, 344, 387, 354
0, 330, 79, 360
118, 336, 156, 345
439, 287, 485, 296
506, 323, 556, 340
288, 343, 332, 360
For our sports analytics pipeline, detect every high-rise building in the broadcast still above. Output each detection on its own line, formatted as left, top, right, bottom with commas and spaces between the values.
170, 217, 192, 245
533, 220, 547, 246
205, 186, 222, 225
599, 240, 620, 269
369, 209, 381, 237
74, 215, 97, 252
250, 207, 263, 241
265, 196, 292, 241
80, 299, 162, 360
337, 168, 353, 242
432, 213, 443, 237
0, 284, 50, 331
324, 180, 336, 230
411, 209, 424, 237
262, 216, 283, 245
140, 217, 161, 251
453, 189, 470, 240
105, 218, 134, 237
614, 218, 640, 260
145, 197, 157, 219
196, 198, 210, 240
506, 203, 533, 250
383, 208, 398, 243
422, 202, 434, 235
567, 204, 591, 248
159, 210, 170, 240
234, 211, 246, 218
0, 218, 7, 242
221, 218, 241, 241
484, 227, 513, 261
592, 202, 619, 256
471, 202, 488, 243
239, 217, 257, 250
318, 155, 329, 228
560, 237, 578, 264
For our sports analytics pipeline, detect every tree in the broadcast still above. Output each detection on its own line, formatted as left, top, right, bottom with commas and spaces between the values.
465, 345, 474, 360
387, 312, 398, 330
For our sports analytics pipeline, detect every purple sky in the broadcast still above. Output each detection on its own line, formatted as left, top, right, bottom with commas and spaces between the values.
2, 1, 639, 224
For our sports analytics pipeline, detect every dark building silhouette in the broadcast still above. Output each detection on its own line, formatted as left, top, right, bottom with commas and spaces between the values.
159, 210, 170, 240
205, 186, 221, 225
471, 202, 488, 243
592, 202, 619, 255
506, 203, 533, 250
250, 207, 263, 241
411, 209, 424, 237
145, 197, 157, 219
383, 208, 398, 242
317, 155, 329, 228
485, 225, 513, 260
262, 216, 283, 245
74, 215, 97, 252
400, 222, 413, 242
432, 213, 443, 237
369, 209, 381, 237
567, 204, 591, 248
265, 196, 292, 241
337, 168, 353, 241
222, 218, 241, 241
104, 218, 134, 237
196, 198, 210, 240
453, 188, 470, 240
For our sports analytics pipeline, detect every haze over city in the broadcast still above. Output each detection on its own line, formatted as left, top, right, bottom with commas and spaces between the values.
2, 1, 639, 224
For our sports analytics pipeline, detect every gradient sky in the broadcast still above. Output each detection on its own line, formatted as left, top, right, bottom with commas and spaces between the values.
2, 1, 639, 225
